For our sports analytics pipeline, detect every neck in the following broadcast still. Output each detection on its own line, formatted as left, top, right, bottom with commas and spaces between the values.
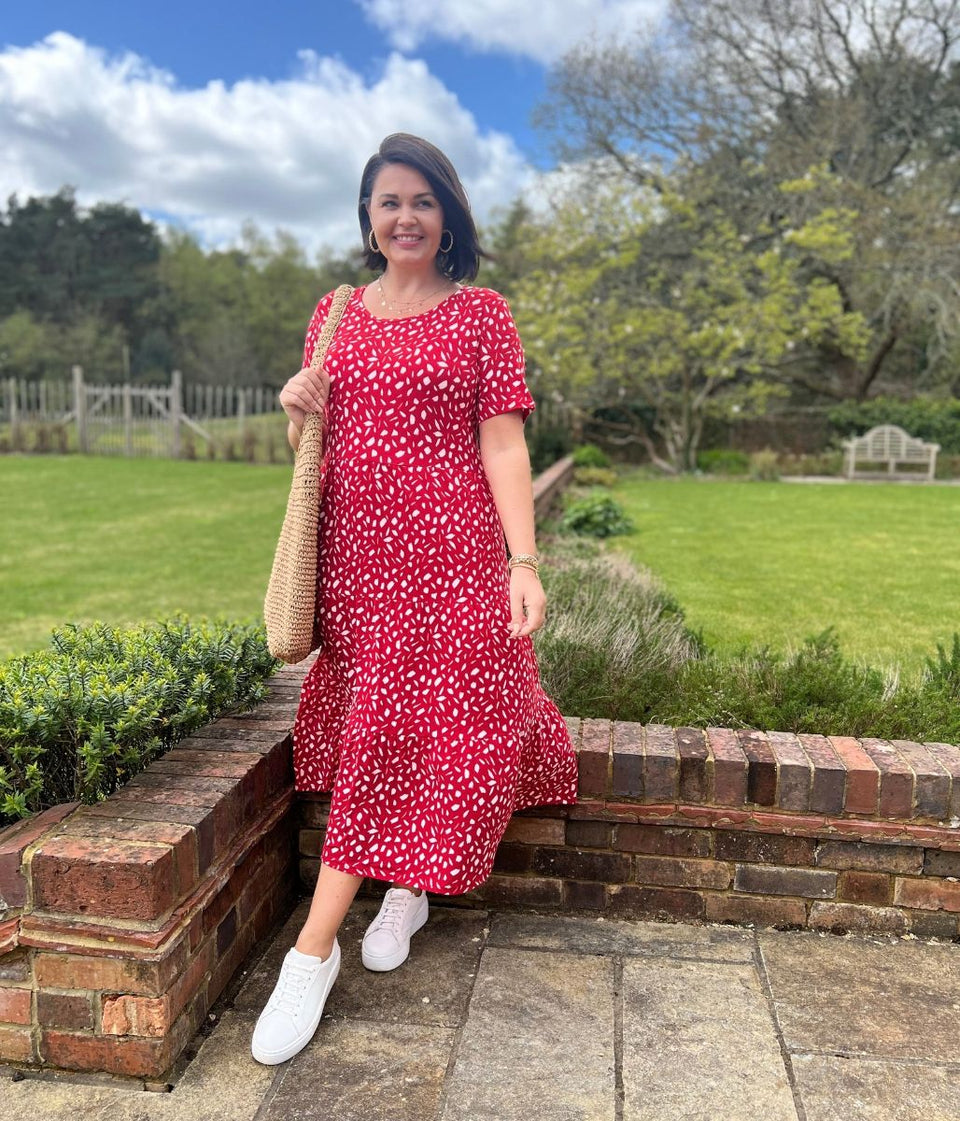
380, 264, 451, 298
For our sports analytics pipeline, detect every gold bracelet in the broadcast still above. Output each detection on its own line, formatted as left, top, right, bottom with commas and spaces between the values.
508, 552, 540, 574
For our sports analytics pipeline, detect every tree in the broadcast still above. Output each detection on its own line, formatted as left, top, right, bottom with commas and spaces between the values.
512, 166, 867, 471
533, 0, 960, 401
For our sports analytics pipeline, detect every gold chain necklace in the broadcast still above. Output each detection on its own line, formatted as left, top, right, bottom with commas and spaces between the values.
377, 276, 458, 314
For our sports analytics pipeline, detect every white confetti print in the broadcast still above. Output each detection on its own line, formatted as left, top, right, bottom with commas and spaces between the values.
292, 284, 579, 895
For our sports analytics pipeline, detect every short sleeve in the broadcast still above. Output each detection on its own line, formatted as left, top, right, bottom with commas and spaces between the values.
302, 289, 337, 368
475, 292, 536, 425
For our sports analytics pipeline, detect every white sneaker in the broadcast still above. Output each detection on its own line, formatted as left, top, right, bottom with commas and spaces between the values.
361, 888, 429, 971
251, 939, 341, 1064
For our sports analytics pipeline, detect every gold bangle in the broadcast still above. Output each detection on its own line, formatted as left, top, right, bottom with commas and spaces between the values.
508, 553, 540, 574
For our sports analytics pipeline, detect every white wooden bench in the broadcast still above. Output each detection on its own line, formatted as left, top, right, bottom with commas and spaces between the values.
842, 424, 939, 481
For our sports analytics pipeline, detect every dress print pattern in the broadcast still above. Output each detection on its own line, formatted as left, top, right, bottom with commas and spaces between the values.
291, 283, 579, 895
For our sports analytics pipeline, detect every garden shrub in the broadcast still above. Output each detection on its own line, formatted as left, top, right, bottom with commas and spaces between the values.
696, 448, 750, 475
0, 615, 278, 826
571, 443, 611, 468
529, 423, 574, 474
573, 465, 618, 487
826, 395, 960, 454
749, 448, 780, 480
559, 492, 635, 538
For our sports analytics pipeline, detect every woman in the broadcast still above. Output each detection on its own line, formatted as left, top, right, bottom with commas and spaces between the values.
252, 133, 578, 1065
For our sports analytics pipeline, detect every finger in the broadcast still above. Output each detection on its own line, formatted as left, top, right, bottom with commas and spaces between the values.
507, 588, 526, 640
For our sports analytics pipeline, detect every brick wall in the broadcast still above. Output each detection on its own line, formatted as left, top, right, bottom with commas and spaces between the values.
298, 717, 960, 941
0, 682, 300, 1079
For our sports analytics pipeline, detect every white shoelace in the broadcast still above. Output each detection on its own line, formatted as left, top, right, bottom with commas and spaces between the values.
269, 959, 316, 1016
372, 891, 416, 937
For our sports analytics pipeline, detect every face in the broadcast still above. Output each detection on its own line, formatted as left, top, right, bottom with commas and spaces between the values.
366, 163, 446, 270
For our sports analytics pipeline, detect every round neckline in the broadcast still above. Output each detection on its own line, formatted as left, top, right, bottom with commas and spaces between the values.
355, 282, 467, 323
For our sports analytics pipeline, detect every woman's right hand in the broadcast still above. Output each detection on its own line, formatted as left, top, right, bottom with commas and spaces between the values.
278, 365, 333, 432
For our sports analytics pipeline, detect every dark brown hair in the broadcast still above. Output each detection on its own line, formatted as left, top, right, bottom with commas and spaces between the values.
358, 133, 492, 281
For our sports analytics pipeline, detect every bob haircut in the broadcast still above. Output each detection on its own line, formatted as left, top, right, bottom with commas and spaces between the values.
358, 133, 493, 282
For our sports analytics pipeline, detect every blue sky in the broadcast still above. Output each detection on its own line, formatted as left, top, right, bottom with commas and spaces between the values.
0, 1, 665, 253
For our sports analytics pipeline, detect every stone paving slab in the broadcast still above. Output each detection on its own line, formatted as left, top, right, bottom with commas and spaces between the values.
261, 1020, 456, 1121
439, 946, 616, 1121
621, 957, 798, 1121
791, 1054, 960, 1121
758, 930, 960, 1061
488, 911, 756, 962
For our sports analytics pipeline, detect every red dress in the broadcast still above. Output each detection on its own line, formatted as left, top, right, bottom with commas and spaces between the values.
291, 283, 578, 895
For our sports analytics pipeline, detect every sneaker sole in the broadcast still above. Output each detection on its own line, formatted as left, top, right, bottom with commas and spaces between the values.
361, 900, 429, 971
251, 949, 341, 1065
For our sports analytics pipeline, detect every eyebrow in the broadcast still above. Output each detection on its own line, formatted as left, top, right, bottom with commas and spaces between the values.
375, 191, 437, 200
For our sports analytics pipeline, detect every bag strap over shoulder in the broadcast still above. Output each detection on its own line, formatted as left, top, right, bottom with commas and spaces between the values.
308, 284, 354, 370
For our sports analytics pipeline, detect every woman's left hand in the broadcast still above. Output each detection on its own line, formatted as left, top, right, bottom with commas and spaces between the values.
507, 566, 546, 640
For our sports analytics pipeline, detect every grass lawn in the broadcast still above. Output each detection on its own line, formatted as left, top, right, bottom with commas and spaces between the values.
1, 454, 293, 661
607, 472, 960, 680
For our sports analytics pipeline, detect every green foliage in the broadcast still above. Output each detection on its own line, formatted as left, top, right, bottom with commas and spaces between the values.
0, 615, 279, 826
749, 448, 781, 480
826, 396, 960, 454
559, 492, 635, 538
696, 448, 750, 474
572, 442, 611, 468
573, 465, 618, 487
528, 421, 575, 474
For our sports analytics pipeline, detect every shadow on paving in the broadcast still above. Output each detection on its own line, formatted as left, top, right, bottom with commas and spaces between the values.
3, 896, 960, 1121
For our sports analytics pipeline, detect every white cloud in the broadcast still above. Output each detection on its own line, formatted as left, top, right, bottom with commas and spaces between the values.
0, 32, 533, 254
357, 0, 668, 64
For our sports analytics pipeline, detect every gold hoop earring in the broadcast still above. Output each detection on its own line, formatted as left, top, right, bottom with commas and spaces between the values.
368, 229, 380, 254
439, 229, 454, 254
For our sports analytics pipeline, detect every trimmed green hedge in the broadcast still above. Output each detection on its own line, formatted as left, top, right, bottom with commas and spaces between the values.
0, 615, 278, 826
827, 395, 960, 453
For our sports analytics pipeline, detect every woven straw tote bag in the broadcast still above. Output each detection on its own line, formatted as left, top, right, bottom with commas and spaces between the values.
263, 283, 354, 663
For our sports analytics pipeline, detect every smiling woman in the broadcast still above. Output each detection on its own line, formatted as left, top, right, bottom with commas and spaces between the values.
255, 132, 579, 1066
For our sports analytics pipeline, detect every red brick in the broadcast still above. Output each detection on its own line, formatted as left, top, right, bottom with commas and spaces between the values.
859, 738, 913, 819
828, 736, 879, 814
32, 835, 178, 922
706, 728, 748, 806
0, 987, 31, 1025
738, 729, 777, 806
101, 993, 170, 1038
0, 1024, 34, 1062
151, 749, 259, 778
643, 725, 678, 802
704, 893, 807, 928
59, 816, 198, 901
677, 727, 710, 803
765, 731, 812, 812
564, 820, 613, 848
492, 842, 535, 874
562, 880, 606, 910
734, 864, 836, 898
35, 947, 184, 997
714, 831, 815, 866
36, 990, 94, 1031
0, 951, 30, 982
907, 910, 960, 939
616, 824, 712, 857
815, 841, 922, 874
300, 829, 326, 857
607, 884, 704, 921
578, 719, 611, 798
531, 847, 632, 883
894, 877, 960, 913
501, 816, 565, 845
809, 902, 906, 934
924, 742, 960, 820
0, 802, 81, 908
923, 850, 960, 877
890, 739, 951, 820
77, 801, 216, 876
838, 871, 893, 905
474, 875, 563, 908
298, 799, 331, 829
564, 716, 582, 750
611, 720, 644, 798
635, 856, 732, 890
798, 734, 846, 814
